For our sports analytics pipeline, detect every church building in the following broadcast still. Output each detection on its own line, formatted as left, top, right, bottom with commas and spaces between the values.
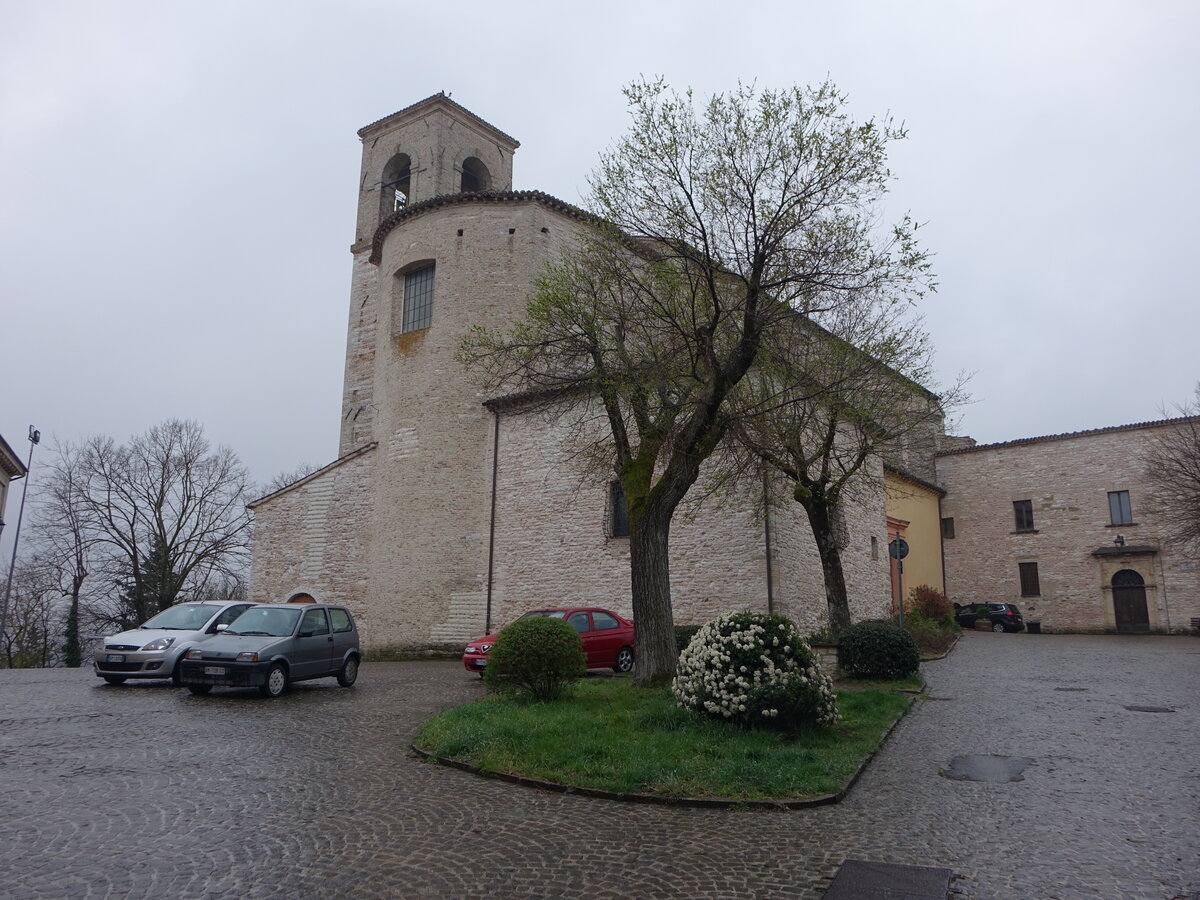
248, 94, 939, 650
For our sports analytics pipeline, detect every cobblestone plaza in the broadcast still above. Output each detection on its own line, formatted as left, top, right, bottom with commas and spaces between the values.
1, 634, 1196, 898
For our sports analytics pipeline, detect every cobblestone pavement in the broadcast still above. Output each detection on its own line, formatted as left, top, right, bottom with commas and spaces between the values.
1, 633, 1196, 899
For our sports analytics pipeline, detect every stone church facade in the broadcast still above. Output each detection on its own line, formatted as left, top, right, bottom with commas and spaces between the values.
247, 94, 908, 649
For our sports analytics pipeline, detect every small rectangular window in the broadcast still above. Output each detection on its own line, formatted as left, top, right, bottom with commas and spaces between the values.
329, 608, 354, 633
1108, 490, 1133, 525
1013, 500, 1035, 532
1019, 562, 1041, 597
609, 481, 630, 538
401, 264, 435, 333
941, 517, 955, 539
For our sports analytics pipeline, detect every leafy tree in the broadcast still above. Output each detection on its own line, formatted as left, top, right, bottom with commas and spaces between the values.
727, 300, 961, 636
462, 80, 931, 684
1146, 385, 1200, 553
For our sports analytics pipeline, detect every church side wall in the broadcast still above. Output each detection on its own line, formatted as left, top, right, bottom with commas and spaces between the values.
247, 448, 376, 639
489, 409, 892, 634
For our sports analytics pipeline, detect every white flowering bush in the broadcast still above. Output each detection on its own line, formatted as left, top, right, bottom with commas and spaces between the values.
673, 612, 839, 732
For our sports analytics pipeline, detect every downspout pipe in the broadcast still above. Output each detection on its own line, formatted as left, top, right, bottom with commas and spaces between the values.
763, 471, 775, 615
485, 407, 500, 635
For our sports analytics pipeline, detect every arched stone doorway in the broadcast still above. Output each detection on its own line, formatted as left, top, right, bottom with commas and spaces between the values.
287, 592, 317, 604
1112, 569, 1149, 633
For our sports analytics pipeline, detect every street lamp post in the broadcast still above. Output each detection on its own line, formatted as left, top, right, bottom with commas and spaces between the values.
0, 426, 41, 655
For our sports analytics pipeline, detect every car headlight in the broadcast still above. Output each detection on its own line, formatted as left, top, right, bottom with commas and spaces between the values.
236, 651, 259, 662
185, 649, 204, 660
141, 637, 176, 652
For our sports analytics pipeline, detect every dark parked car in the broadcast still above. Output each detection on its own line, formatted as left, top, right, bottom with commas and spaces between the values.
464, 607, 635, 675
178, 603, 361, 698
955, 602, 1025, 633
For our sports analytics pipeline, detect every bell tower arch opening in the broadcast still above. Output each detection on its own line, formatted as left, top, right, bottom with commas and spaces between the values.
460, 156, 491, 193
380, 153, 412, 222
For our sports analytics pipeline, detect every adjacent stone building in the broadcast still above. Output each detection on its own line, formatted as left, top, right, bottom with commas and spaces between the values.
247, 94, 925, 649
935, 418, 1200, 633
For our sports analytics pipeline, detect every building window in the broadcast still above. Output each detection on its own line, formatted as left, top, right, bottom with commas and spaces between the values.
460, 156, 491, 193
401, 264, 435, 333
1019, 562, 1041, 597
609, 481, 629, 538
870, 536, 879, 559
1108, 490, 1133, 525
941, 517, 955, 539
1013, 499, 1035, 532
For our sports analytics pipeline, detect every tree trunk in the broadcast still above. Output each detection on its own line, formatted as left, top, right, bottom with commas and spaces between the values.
628, 509, 677, 687
800, 496, 853, 637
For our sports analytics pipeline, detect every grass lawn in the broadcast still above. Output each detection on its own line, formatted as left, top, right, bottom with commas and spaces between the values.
414, 678, 912, 801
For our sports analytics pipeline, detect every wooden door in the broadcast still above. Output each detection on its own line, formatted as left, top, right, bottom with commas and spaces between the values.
1112, 569, 1149, 633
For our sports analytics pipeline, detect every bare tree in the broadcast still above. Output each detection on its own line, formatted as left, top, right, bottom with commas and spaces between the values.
1146, 386, 1200, 554
0, 556, 61, 668
35, 441, 93, 666
461, 80, 932, 684
59, 420, 253, 630
260, 462, 322, 496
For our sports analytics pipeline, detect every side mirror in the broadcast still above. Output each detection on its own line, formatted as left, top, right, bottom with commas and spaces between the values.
215, 623, 228, 632
299, 630, 314, 638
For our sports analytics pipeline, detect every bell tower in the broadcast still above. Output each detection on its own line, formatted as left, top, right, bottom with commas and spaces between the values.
340, 94, 520, 453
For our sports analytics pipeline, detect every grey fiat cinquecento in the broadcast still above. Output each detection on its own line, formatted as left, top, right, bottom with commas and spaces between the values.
177, 603, 360, 698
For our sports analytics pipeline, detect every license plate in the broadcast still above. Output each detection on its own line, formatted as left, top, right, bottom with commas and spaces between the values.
475, 659, 487, 668
204, 666, 226, 676
105, 654, 125, 663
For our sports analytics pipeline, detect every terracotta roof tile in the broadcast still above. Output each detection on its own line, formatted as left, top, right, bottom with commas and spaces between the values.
935, 415, 1200, 456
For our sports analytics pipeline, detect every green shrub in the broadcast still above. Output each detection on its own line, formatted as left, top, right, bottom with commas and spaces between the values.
839, 620, 920, 679
673, 612, 839, 732
674, 624, 702, 654
901, 612, 958, 657
483, 616, 586, 702
908, 585, 954, 625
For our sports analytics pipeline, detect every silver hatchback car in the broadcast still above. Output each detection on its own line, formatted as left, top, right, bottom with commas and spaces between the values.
93, 601, 255, 685
177, 603, 361, 698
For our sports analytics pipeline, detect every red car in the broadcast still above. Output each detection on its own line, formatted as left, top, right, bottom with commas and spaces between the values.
463, 607, 635, 675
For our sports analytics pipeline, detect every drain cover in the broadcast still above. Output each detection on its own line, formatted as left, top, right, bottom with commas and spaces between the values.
824, 860, 952, 899
1055, 687, 1087, 692
942, 754, 1033, 783
1124, 705, 1175, 713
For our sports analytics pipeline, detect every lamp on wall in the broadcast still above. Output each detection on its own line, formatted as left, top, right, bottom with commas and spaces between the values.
1113, 534, 1126, 548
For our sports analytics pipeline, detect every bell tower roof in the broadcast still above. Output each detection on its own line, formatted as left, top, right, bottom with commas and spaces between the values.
357, 92, 520, 149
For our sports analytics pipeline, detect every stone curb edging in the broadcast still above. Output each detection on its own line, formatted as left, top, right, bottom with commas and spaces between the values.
410, 693, 917, 811
920, 632, 961, 663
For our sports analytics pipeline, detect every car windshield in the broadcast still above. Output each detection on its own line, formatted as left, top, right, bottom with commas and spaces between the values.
224, 607, 302, 637
139, 604, 222, 631
518, 610, 567, 620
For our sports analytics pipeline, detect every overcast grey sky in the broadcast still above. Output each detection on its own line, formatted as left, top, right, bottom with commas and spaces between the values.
2, 1, 1197, 551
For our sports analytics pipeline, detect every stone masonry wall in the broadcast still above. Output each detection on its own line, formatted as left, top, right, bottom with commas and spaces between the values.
489, 407, 893, 636
936, 424, 1200, 633
247, 447, 376, 640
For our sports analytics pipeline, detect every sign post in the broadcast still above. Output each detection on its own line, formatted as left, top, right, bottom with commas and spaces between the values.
888, 537, 910, 627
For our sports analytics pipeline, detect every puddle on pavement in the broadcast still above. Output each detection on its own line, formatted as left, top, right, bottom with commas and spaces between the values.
1124, 705, 1175, 713
942, 754, 1034, 783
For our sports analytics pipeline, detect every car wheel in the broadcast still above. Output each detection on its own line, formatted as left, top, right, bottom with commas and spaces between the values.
187, 684, 212, 695
171, 662, 184, 686
103, 675, 127, 685
612, 646, 634, 674
992, 622, 1006, 633
336, 655, 359, 687
259, 663, 288, 698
